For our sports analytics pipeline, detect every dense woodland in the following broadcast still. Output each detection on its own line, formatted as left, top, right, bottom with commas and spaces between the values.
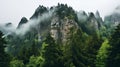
0, 4, 120, 67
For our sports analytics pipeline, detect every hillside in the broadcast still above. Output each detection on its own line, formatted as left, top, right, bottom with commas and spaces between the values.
0, 4, 120, 67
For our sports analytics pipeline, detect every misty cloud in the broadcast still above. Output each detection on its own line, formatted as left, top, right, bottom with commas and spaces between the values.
1, 9, 55, 37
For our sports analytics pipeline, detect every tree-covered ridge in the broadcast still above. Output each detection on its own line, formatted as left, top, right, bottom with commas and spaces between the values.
0, 3, 120, 67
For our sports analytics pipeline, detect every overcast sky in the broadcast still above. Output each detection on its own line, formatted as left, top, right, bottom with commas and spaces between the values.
0, 0, 120, 26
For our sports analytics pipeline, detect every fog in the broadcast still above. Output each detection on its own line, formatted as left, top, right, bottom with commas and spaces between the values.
0, 9, 54, 37
0, 0, 120, 37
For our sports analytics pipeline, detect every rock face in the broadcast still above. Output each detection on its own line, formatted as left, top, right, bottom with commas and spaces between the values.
50, 10, 105, 42
95, 11, 104, 28
51, 16, 60, 40
88, 12, 99, 30
95, 11, 100, 19
77, 11, 88, 22
15, 4, 106, 43
50, 16, 78, 43
17, 17, 28, 28
77, 11, 104, 35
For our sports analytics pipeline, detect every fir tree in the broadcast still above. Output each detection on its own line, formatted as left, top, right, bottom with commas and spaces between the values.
0, 31, 10, 67
106, 24, 120, 67
42, 33, 63, 67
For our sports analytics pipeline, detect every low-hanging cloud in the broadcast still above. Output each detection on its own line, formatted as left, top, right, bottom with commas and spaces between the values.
1, 9, 55, 37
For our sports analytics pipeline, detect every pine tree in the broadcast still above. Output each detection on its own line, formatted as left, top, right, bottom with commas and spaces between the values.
63, 28, 87, 67
0, 31, 10, 67
85, 34, 103, 67
95, 39, 110, 67
42, 33, 63, 67
106, 24, 120, 67
64, 28, 103, 67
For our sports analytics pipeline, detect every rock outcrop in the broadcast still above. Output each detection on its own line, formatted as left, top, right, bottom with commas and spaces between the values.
17, 17, 28, 28
50, 16, 78, 43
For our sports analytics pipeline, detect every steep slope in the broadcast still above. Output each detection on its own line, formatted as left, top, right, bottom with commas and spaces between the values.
5, 4, 107, 56
104, 8, 120, 37
77, 11, 104, 35
104, 13, 120, 28
17, 17, 28, 28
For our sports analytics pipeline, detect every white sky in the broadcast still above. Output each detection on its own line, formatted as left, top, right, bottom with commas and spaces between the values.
0, 0, 120, 26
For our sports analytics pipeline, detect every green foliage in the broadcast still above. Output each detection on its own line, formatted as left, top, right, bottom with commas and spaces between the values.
0, 31, 11, 67
6, 29, 41, 64
63, 28, 87, 67
10, 59, 24, 67
106, 24, 120, 67
56, 3, 78, 22
3, 4, 120, 67
42, 34, 63, 67
30, 5, 48, 19
26, 56, 44, 67
18, 46, 31, 64
99, 26, 110, 39
62, 27, 103, 67
80, 34, 103, 67
95, 39, 111, 67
